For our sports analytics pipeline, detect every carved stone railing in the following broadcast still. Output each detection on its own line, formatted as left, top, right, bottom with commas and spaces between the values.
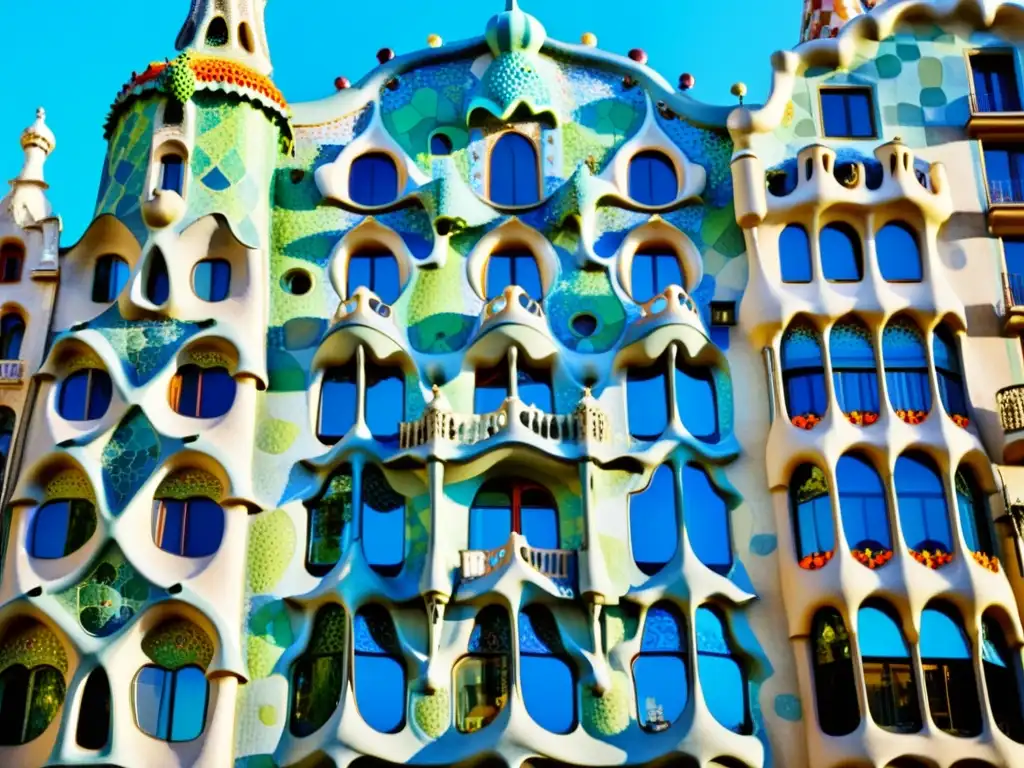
998, 385, 1024, 434
460, 533, 577, 584
400, 404, 508, 449
0, 360, 25, 385
521, 545, 573, 580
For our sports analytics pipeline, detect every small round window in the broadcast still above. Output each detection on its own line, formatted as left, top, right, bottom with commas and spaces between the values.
282, 269, 313, 296
571, 313, 599, 338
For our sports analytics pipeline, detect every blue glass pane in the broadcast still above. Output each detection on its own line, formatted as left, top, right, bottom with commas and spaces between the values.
634, 655, 687, 729
793, 465, 834, 557
0, 315, 23, 360
837, 454, 891, 549
161, 156, 184, 194
920, 609, 971, 660
821, 224, 863, 281
514, 255, 542, 298
695, 606, 730, 655
485, 254, 513, 299
355, 655, 405, 733
630, 465, 678, 573
183, 499, 224, 557
521, 504, 558, 549
354, 607, 399, 654
877, 224, 922, 282
348, 252, 401, 304
430, 134, 453, 155
822, 89, 875, 138
632, 251, 683, 303
786, 372, 828, 418
830, 320, 875, 369
675, 363, 718, 441
32, 501, 71, 559
468, 606, 512, 652
319, 370, 357, 441
350, 154, 399, 206
59, 371, 90, 420
782, 323, 827, 417
176, 367, 201, 417
631, 253, 656, 303
518, 607, 564, 654
170, 667, 207, 742
641, 604, 686, 652
134, 666, 172, 740
86, 371, 113, 421
347, 255, 372, 296
490, 133, 539, 206
858, 606, 910, 658
628, 367, 668, 439
518, 367, 553, 412
700, 655, 746, 732
146, 252, 170, 305
193, 259, 230, 302
895, 454, 951, 551
521, 655, 576, 733
198, 368, 236, 418
475, 380, 507, 414
629, 152, 677, 206
366, 371, 403, 442
981, 618, 1009, 667
158, 500, 186, 555
470, 502, 512, 550
971, 55, 1021, 112
684, 464, 731, 572
884, 319, 931, 413
780, 225, 812, 283
1006, 239, 1024, 292
362, 471, 404, 574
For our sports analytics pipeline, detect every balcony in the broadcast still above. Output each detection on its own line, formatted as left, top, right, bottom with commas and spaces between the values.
986, 179, 1024, 236
0, 360, 25, 386
997, 384, 1024, 463
459, 532, 578, 598
1002, 272, 1024, 333
966, 88, 1024, 141
398, 386, 610, 454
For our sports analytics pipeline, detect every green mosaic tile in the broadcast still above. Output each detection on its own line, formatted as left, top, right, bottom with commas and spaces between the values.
920, 87, 948, 107
918, 57, 944, 88
875, 55, 903, 79
896, 43, 921, 61
101, 407, 162, 514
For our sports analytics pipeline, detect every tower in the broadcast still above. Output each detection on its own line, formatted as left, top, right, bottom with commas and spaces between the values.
175, 0, 273, 75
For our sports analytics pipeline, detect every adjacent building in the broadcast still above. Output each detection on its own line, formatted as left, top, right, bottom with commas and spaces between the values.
2, 0, 1024, 765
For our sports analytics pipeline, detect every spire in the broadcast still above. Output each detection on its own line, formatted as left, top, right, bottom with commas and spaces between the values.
4, 107, 56, 224
485, 0, 546, 57
175, 0, 273, 76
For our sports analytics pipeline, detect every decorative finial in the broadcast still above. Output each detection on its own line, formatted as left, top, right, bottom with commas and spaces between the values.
432, 384, 440, 395
427, 34, 443, 48
583, 386, 592, 398
731, 82, 747, 105
581, 32, 598, 47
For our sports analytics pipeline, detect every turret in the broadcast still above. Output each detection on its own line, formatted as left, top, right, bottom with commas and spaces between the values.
175, 0, 272, 75
3, 108, 56, 226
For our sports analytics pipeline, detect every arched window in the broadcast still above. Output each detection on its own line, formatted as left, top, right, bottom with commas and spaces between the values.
0, 407, 14, 485
779, 224, 812, 283
830, 317, 880, 424
0, 663, 65, 745
455, 606, 511, 733
431, 134, 453, 156
192, 259, 230, 302
58, 368, 113, 422
92, 255, 131, 303
366, 361, 404, 443
629, 465, 677, 575
894, 452, 953, 560
30, 498, 97, 559
696, 606, 749, 734
955, 467, 995, 559
133, 665, 208, 742
883, 317, 931, 423
627, 361, 669, 440
811, 609, 859, 735
470, 480, 558, 551
361, 465, 405, 577
0, 314, 24, 360
347, 249, 401, 304
791, 464, 834, 567
0, 243, 24, 283
934, 325, 969, 426
633, 602, 688, 732
475, 355, 553, 413
145, 248, 170, 304
485, 249, 542, 300
877, 222, 923, 282
837, 453, 892, 562
684, 463, 731, 574
981, 614, 1024, 743
781, 320, 827, 426
76, 666, 111, 750
858, 602, 922, 733
153, 492, 224, 558
519, 606, 576, 734
169, 365, 236, 418
318, 364, 357, 444
160, 155, 186, 194
354, 605, 405, 733
628, 151, 678, 206
349, 153, 399, 206
820, 223, 863, 282
291, 605, 346, 737
205, 16, 228, 46
306, 469, 352, 576
631, 248, 683, 302
676, 359, 719, 442
489, 132, 540, 206
920, 604, 981, 736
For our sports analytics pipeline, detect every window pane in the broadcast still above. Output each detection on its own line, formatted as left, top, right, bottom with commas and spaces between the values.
518, 366, 553, 412
821, 224, 863, 281
59, 371, 91, 421
629, 152, 677, 205
198, 368, 236, 418
696, 608, 747, 733
486, 254, 513, 299
859, 606, 910, 658
175, 367, 201, 418
319, 369, 357, 441
631, 252, 656, 302
87, 371, 112, 421
194, 259, 230, 302
157, 501, 186, 556
32, 501, 71, 559
350, 154, 398, 206
792, 465, 834, 558
373, 254, 400, 304
355, 654, 406, 733
877, 224, 922, 282
0, 666, 29, 745
780, 225, 812, 283
161, 156, 184, 194
634, 655, 687, 730
894, 453, 951, 552
684, 464, 731, 573
821, 91, 849, 136
475, 365, 508, 413
628, 366, 668, 439
366, 369, 404, 442
170, 667, 208, 742
431, 134, 453, 155
455, 655, 509, 733
521, 503, 558, 549
514, 254, 542, 298
812, 610, 860, 735
183, 498, 224, 557
837, 454, 891, 550
470, 491, 512, 550
521, 655, 575, 733
630, 465, 677, 574
863, 661, 921, 732
676, 362, 718, 441
134, 666, 172, 740
362, 467, 404, 575
490, 133, 539, 206
848, 91, 874, 137
348, 255, 372, 295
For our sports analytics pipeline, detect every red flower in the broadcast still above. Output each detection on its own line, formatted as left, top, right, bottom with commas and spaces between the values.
951, 414, 970, 429
791, 412, 822, 430
799, 550, 834, 570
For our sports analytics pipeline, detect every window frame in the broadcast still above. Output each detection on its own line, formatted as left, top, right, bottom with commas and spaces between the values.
346, 248, 402, 304
29, 498, 96, 560
92, 254, 131, 304
191, 258, 231, 303
169, 365, 236, 419
58, 368, 112, 422
159, 154, 186, 195
628, 150, 679, 207
132, 664, 209, 743
349, 152, 401, 207
966, 48, 1023, 114
0, 663, 66, 746
487, 130, 541, 208
982, 143, 1024, 205
153, 496, 224, 558
0, 313, 24, 361
0, 243, 24, 284
819, 86, 878, 139
469, 479, 559, 551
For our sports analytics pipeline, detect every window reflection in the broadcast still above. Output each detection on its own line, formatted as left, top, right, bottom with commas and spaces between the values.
858, 603, 922, 733
456, 607, 511, 733
920, 605, 981, 737
634, 602, 688, 732
133, 665, 208, 742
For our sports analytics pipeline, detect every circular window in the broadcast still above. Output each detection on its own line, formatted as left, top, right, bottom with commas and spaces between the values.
281, 269, 313, 296
571, 313, 599, 338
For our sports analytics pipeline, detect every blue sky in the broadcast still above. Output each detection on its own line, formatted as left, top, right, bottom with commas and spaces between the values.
0, 0, 800, 242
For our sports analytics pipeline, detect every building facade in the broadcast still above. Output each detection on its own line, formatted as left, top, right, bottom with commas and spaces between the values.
2, 0, 1024, 766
